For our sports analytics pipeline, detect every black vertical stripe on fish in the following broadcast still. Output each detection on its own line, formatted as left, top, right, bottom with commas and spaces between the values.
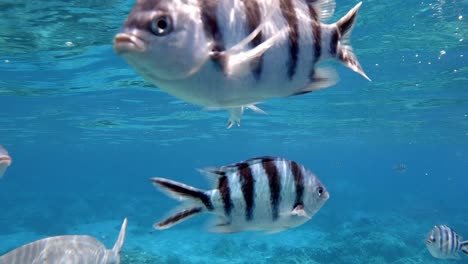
218, 175, 233, 218
448, 227, 454, 253
157, 207, 203, 228
279, 0, 299, 80
450, 229, 456, 253
455, 237, 460, 253
153, 178, 214, 210
262, 160, 281, 221
199, 0, 226, 71
448, 228, 454, 253
238, 163, 255, 221
447, 227, 453, 254
436, 225, 443, 252
290, 160, 304, 209
442, 226, 449, 253
329, 28, 339, 56
307, 4, 321, 80
447, 228, 453, 253
241, 0, 263, 80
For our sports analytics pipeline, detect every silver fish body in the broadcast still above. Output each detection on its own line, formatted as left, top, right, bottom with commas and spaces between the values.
0, 218, 127, 264
114, 0, 369, 127
426, 225, 468, 260
151, 156, 329, 233
0, 145, 12, 178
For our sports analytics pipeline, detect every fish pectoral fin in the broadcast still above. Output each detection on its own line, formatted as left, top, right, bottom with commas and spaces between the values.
291, 204, 311, 219
288, 68, 338, 97
222, 29, 286, 78
198, 167, 224, 178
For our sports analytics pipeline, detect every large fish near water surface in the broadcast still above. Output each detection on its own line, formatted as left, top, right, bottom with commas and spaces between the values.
0, 145, 12, 178
150, 156, 329, 233
0, 218, 128, 264
114, 0, 370, 128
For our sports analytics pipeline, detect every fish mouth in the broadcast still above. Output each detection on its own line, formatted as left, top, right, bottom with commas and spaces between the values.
323, 192, 330, 200
0, 157, 11, 164
113, 33, 146, 54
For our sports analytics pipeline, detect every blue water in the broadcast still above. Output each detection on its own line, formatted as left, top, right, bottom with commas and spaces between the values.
0, 0, 467, 263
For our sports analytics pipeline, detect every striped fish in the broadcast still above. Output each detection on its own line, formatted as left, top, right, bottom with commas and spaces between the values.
114, 0, 370, 128
150, 156, 329, 233
426, 225, 468, 260
0, 218, 127, 264
0, 145, 12, 178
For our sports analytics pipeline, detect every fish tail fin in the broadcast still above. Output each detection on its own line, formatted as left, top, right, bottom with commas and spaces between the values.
155, 206, 204, 230
150, 177, 213, 229
462, 241, 468, 255
333, 2, 370, 81
112, 218, 128, 254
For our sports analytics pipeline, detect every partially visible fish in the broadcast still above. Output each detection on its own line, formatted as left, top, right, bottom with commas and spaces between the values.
426, 224, 468, 260
114, 0, 370, 127
0, 218, 128, 264
0, 145, 12, 178
393, 163, 407, 173
150, 156, 329, 233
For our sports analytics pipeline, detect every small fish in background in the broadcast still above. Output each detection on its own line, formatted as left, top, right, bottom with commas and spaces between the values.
0, 145, 12, 178
114, 0, 370, 127
393, 163, 407, 173
334, 160, 343, 168
150, 156, 329, 233
0, 218, 128, 264
426, 224, 468, 260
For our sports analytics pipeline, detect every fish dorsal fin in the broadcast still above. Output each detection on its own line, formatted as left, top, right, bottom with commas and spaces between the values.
306, 0, 336, 22
201, 157, 281, 182
198, 167, 228, 187
198, 167, 227, 178
221, 156, 279, 170
112, 218, 127, 254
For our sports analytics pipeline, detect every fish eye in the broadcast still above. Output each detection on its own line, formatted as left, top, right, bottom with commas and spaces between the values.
316, 186, 324, 196
150, 15, 173, 36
